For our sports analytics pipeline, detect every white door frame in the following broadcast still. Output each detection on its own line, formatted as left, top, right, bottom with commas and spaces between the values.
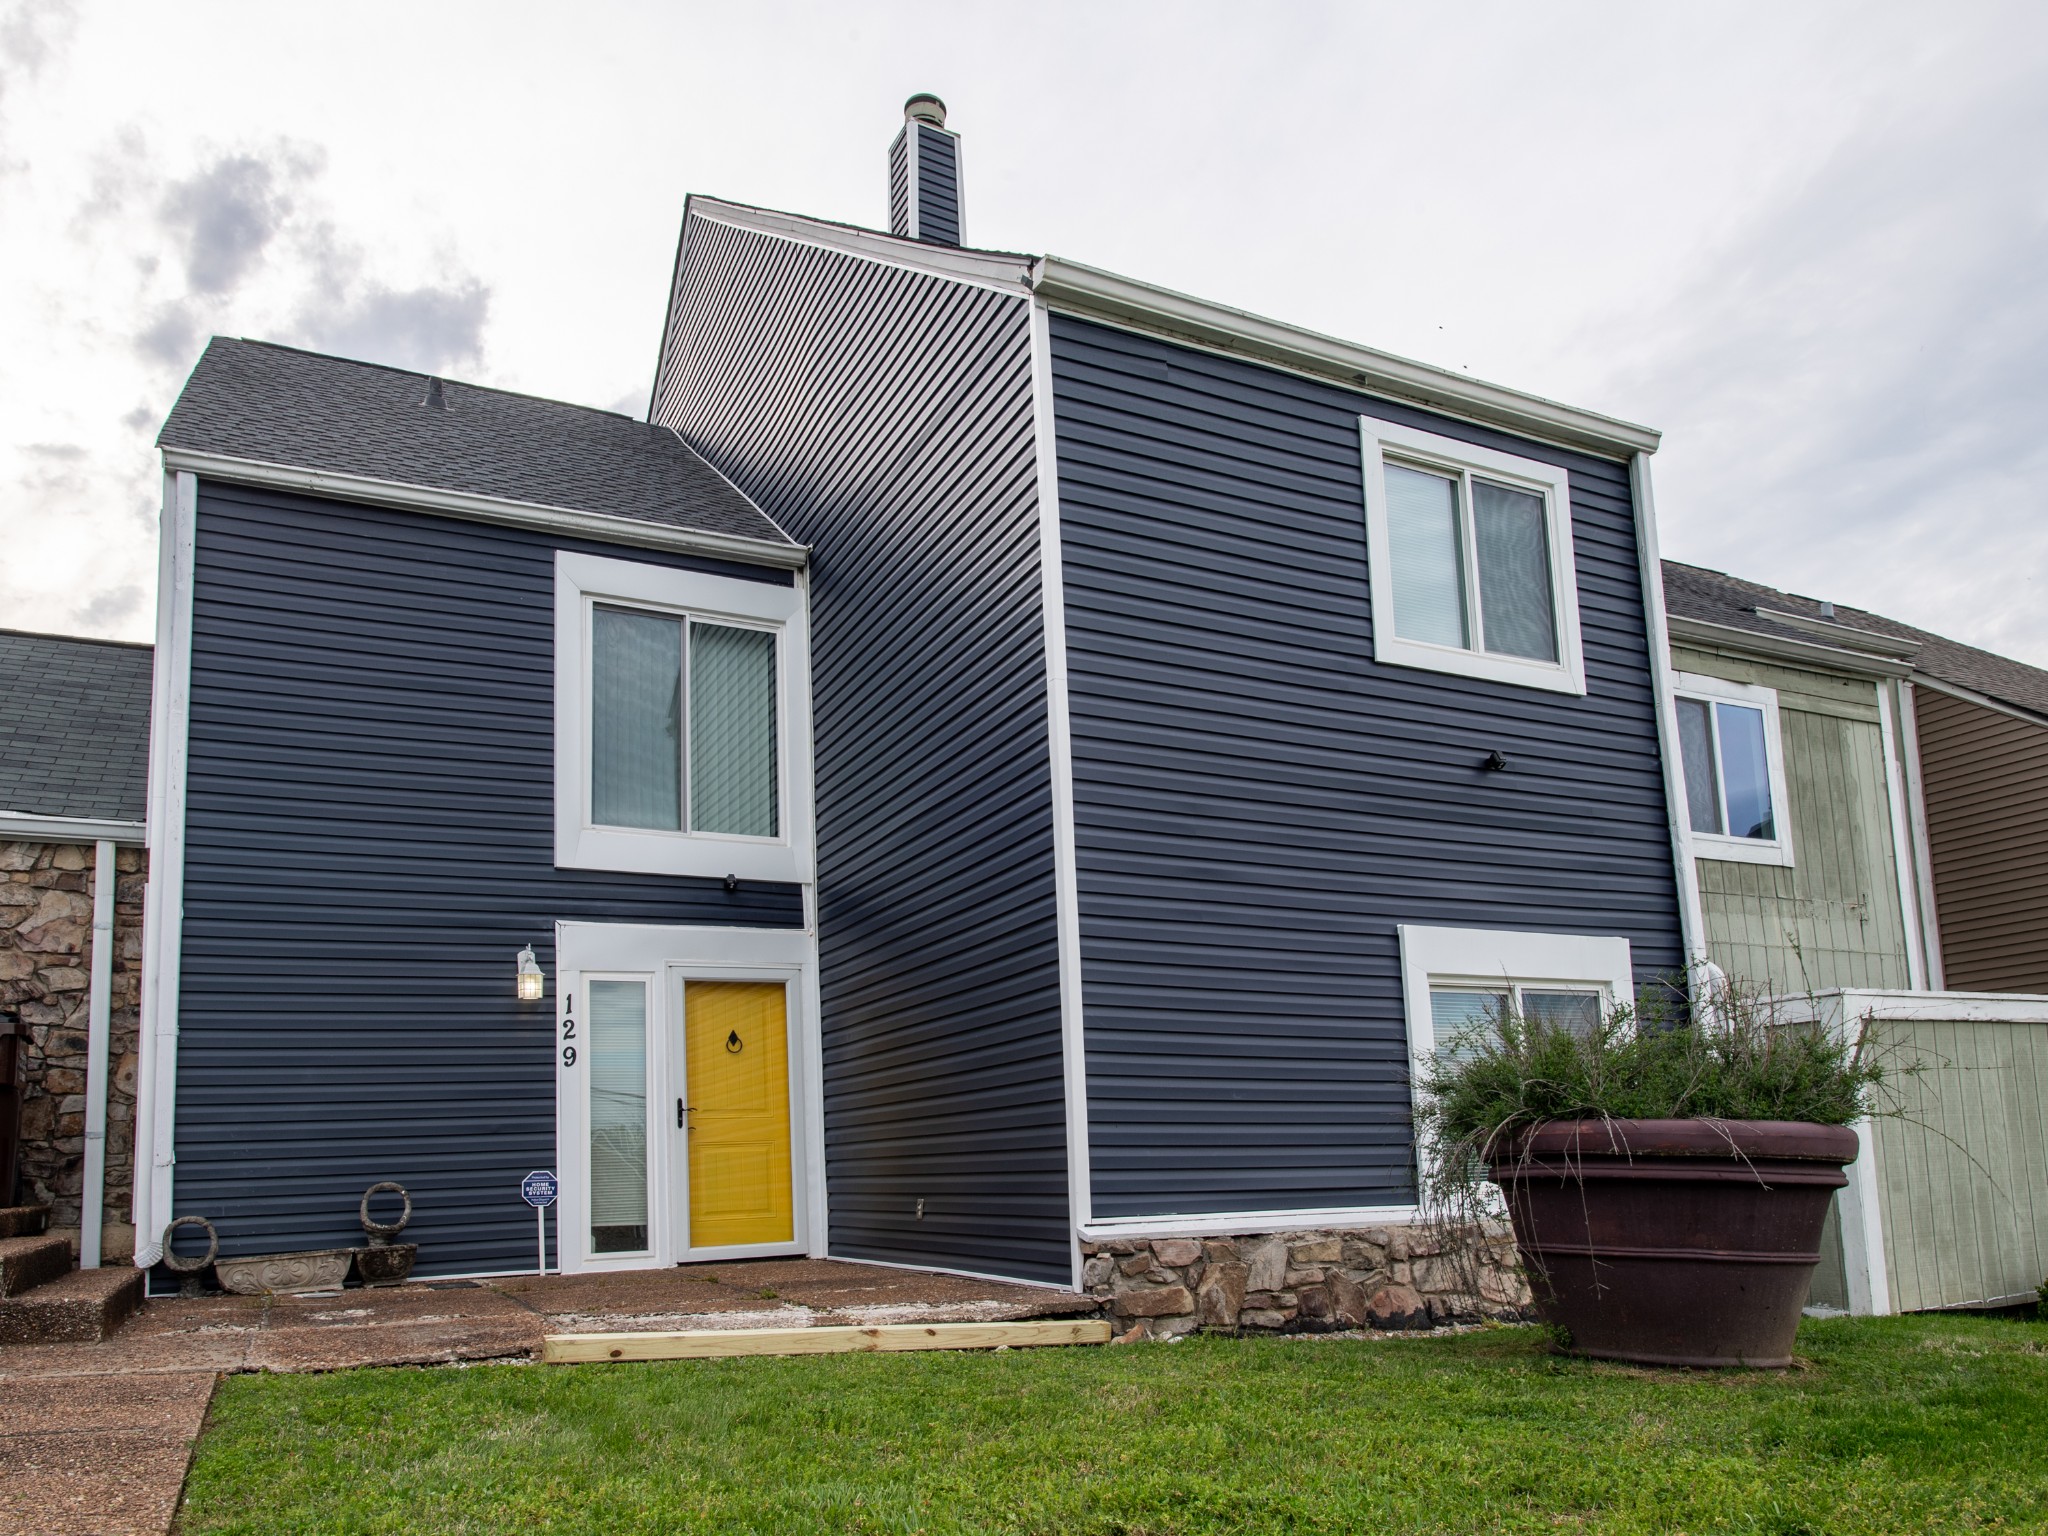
554, 921, 824, 1275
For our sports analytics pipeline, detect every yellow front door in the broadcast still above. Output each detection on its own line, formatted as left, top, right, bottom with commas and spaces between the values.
683, 981, 793, 1248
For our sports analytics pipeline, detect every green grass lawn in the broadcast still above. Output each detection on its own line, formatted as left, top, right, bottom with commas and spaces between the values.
177, 1314, 2048, 1535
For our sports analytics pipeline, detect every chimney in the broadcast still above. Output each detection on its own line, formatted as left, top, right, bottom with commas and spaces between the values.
888, 93, 963, 247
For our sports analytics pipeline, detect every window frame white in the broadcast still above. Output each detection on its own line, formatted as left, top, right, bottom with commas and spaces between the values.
1359, 417, 1587, 696
1397, 925, 1636, 1102
1673, 671, 1795, 868
554, 551, 812, 883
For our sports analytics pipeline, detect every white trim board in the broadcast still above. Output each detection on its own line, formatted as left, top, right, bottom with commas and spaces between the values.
1631, 455, 1706, 967
1079, 1206, 1423, 1241
1029, 300, 1094, 1291
0, 813, 146, 846
1875, 681, 1929, 991
159, 447, 809, 570
132, 470, 197, 1270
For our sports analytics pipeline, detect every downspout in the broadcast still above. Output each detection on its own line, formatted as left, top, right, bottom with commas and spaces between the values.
1874, 680, 1929, 991
1628, 453, 1707, 981
79, 838, 116, 1267
1895, 680, 1946, 991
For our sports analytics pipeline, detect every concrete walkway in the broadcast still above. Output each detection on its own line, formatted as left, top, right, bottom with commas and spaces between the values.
0, 1259, 1094, 1535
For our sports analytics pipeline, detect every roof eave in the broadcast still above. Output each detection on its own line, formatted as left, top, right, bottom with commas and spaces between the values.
158, 447, 810, 570
1028, 256, 1662, 461
1666, 614, 1916, 680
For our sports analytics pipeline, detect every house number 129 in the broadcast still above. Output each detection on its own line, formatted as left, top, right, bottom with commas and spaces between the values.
561, 999, 577, 1069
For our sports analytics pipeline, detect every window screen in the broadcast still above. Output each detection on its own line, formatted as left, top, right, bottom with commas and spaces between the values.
1474, 480, 1557, 662
591, 607, 682, 831
1386, 464, 1468, 648
1522, 989, 1602, 1037
1676, 697, 1721, 835
690, 623, 779, 837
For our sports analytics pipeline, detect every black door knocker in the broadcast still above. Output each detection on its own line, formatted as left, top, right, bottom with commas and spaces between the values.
726, 1029, 743, 1053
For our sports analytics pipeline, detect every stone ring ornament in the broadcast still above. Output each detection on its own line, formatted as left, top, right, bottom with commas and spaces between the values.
160, 1215, 219, 1273
359, 1182, 412, 1244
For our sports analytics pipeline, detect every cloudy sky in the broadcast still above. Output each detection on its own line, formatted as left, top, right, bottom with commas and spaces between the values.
3, 0, 2045, 662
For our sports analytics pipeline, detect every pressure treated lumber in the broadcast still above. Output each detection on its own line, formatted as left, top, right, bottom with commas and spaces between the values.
543, 1317, 1112, 1363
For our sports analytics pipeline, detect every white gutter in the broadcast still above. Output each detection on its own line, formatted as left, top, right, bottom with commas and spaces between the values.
1630, 454, 1707, 974
1896, 682, 1946, 990
80, 838, 116, 1268
1029, 256, 1663, 461
157, 448, 810, 571
0, 813, 145, 846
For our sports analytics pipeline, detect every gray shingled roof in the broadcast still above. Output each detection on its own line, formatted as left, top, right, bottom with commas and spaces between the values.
1664, 560, 2048, 720
0, 630, 153, 824
158, 338, 794, 547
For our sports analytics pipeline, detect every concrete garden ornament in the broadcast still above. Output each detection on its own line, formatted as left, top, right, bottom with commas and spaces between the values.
167, 1182, 417, 1295
1417, 979, 1881, 1368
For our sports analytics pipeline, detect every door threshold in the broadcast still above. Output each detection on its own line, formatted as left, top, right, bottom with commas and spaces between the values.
543, 1317, 1112, 1363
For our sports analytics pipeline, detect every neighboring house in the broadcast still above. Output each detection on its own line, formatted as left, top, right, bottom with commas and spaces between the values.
1661, 561, 2048, 997
134, 96, 1691, 1318
0, 628, 152, 1264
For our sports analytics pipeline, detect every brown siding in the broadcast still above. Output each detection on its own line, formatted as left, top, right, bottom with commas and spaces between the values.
1914, 687, 2048, 993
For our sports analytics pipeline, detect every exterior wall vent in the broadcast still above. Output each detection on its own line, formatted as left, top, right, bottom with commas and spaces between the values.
887, 94, 963, 247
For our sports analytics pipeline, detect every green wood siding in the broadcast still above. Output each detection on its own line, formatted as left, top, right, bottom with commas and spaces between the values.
1869, 1015, 2048, 1311
1674, 644, 1915, 992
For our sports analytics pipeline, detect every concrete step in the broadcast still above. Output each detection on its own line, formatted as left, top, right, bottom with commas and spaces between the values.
0, 1202, 51, 1238
0, 1264, 146, 1344
0, 1233, 71, 1297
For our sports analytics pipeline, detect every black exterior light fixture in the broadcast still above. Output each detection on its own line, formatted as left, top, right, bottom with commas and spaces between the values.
1482, 750, 1510, 773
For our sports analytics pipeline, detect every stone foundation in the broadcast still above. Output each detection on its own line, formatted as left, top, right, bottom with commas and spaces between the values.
0, 840, 145, 1258
1081, 1223, 1531, 1340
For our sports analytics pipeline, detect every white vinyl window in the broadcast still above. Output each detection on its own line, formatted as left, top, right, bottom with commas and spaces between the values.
1673, 672, 1793, 867
555, 552, 811, 882
1397, 925, 1635, 1084
1360, 417, 1586, 695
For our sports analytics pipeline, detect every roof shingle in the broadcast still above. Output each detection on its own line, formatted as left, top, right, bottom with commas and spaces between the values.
0, 629, 153, 824
158, 338, 793, 547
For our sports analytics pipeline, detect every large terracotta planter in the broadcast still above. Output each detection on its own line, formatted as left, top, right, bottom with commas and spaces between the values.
1490, 1118, 1857, 1368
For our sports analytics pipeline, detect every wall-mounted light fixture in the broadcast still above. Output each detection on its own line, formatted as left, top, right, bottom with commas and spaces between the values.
516, 944, 545, 1002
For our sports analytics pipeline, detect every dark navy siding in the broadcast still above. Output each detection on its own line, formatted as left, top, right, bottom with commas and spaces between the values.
887, 127, 911, 240
175, 483, 801, 1276
653, 216, 1067, 1284
914, 125, 961, 246
1049, 314, 1684, 1219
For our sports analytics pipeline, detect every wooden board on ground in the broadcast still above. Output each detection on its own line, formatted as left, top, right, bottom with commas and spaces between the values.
543, 1317, 1112, 1364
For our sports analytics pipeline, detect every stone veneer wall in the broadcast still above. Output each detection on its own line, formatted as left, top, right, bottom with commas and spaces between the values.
1081, 1224, 1531, 1340
0, 840, 145, 1257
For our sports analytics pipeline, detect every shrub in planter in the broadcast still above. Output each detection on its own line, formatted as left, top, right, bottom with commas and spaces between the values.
1417, 988, 1882, 1368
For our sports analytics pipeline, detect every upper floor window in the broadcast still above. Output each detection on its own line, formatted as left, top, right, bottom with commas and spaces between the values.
1673, 671, 1793, 867
556, 551, 810, 883
1359, 417, 1586, 695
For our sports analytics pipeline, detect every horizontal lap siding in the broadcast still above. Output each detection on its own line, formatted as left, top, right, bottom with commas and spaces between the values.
1050, 315, 1683, 1218
915, 126, 961, 245
1914, 687, 2048, 993
177, 485, 801, 1275
652, 218, 1067, 1283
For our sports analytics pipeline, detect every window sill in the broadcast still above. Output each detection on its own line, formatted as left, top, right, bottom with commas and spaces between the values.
556, 824, 805, 884
1373, 633, 1588, 696
1691, 833, 1795, 869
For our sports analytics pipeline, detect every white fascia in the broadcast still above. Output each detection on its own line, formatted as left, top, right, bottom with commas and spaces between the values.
1029, 299, 1093, 1292
1029, 256, 1662, 462
157, 448, 808, 571
132, 470, 197, 1269
1079, 1206, 1424, 1242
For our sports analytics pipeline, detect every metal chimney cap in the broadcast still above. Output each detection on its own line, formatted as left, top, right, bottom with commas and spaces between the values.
904, 93, 947, 128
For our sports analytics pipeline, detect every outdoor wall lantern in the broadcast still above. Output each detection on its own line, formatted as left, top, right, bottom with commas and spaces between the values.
516, 944, 545, 1002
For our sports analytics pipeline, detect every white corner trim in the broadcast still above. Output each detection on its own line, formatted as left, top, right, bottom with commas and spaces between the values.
793, 568, 829, 1258
1360, 417, 1587, 696
1030, 300, 1094, 1290
684, 196, 1033, 297
1673, 670, 1796, 869
158, 447, 809, 570
551, 551, 811, 884
1631, 455, 1706, 967
80, 838, 116, 1269
1896, 683, 1946, 990
1029, 256, 1662, 460
1875, 681, 1928, 991
133, 470, 197, 1270
0, 812, 145, 846
1079, 1206, 1423, 1242
1397, 924, 1636, 1097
